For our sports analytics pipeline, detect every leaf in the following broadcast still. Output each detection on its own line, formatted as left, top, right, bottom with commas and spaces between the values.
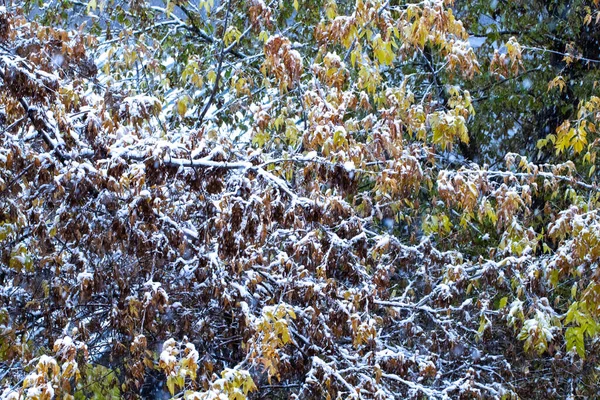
476, 315, 490, 340
498, 297, 508, 309
350, 49, 358, 67
564, 302, 580, 325
201, 0, 213, 14
231, 391, 245, 400
571, 125, 587, 154
566, 327, 586, 359
207, 70, 217, 84
242, 375, 257, 394
259, 30, 269, 43
253, 130, 270, 147
167, 376, 176, 396
326, 0, 337, 20
548, 76, 566, 93
281, 328, 291, 344
287, 308, 296, 319
176, 96, 189, 117
555, 125, 574, 155
224, 26, 242, 47
549, 268, 559, 286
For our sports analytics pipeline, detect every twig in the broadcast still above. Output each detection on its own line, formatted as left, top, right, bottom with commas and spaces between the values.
197, 0, 234, 125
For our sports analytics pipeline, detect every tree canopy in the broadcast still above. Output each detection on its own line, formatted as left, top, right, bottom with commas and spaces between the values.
2, 0, 600, 399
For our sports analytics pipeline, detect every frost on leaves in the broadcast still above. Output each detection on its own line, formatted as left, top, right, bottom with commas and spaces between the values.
2, 1, 600, 400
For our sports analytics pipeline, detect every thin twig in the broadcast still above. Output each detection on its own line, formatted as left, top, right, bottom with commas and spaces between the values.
197, 0, 234, 125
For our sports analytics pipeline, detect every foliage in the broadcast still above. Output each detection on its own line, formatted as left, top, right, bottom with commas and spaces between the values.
1, 0, 600, 399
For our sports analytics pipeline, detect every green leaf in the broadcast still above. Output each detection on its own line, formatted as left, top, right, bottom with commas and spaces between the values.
498, 297, 508, 309
566, 327, 586, 359
564, 302, 579, 325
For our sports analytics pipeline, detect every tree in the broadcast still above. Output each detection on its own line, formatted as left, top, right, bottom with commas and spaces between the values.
1, 1, 600, 399
455, 0, 600, 165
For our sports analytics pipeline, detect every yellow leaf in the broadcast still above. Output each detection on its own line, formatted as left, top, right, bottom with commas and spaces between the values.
548, 76, 565, 93
231, 391, 245, 400
555, 125, 574, 155
326, 0, 337, 20
201, 0, 213, 14
571, 125, 587, 154
176, 97, 189, 117
242, 375, 257, 394
167, 376, 176, 396
224, 26, 242, 47
281, 328, 290, 344
287, 308, 296, 319
207, 70, 217, 84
